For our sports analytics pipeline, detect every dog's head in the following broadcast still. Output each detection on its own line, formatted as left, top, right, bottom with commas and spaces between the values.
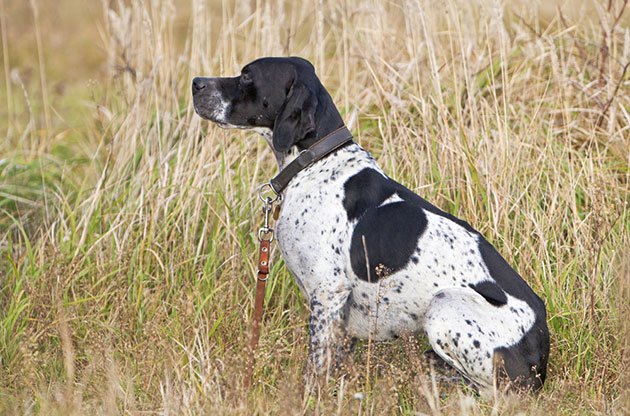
192, 57, 342, 156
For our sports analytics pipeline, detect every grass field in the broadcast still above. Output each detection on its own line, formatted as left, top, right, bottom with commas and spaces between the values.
0, 0, 628, 414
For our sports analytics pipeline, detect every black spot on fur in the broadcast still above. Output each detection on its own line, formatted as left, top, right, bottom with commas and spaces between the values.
469, 281, 508, 306
349, 201, 428, 282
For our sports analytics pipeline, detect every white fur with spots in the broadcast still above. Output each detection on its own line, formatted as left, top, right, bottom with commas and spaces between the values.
274, 141, 538, 390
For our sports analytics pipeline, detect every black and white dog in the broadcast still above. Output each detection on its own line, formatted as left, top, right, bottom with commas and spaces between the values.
192, 57, 549, 392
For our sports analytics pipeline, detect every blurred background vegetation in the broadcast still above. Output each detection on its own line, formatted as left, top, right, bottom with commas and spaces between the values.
0, 0, 628, 414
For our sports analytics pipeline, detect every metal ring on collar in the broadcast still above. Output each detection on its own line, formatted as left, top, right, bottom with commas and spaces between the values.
258, 182, 281, 203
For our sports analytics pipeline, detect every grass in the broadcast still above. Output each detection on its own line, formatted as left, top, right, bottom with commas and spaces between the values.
0, 0, 628, 414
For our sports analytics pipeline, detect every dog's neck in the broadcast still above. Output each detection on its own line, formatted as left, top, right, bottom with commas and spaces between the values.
255, 125, 347, 170
253, 127, 294, 169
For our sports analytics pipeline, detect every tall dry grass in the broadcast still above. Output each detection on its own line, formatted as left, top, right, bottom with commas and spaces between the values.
0, 0, 628, 414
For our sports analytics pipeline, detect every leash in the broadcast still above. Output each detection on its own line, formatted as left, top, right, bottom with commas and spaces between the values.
244, 183, 280, 389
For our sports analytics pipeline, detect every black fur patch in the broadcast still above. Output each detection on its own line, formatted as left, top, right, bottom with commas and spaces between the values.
493, 316, 550, 391
342, 168, 476, 232
342, 168, 396, 220
349, 201, 427, 282
469, 280, 508, 306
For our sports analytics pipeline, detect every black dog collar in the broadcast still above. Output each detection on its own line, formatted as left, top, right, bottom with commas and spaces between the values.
269, 126, 353, 194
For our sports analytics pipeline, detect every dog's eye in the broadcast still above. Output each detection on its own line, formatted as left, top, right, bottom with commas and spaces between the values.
240, 72, 253, 86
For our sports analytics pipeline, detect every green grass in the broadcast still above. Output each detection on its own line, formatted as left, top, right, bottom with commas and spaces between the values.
0, 0, 628, 414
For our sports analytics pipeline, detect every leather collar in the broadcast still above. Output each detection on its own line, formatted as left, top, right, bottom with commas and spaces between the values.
269, 126, 353, 194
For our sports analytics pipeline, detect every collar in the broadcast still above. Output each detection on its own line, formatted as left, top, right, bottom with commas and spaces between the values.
269, 126, 353, 194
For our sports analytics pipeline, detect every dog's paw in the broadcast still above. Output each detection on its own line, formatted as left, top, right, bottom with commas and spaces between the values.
423, 349, 467, 385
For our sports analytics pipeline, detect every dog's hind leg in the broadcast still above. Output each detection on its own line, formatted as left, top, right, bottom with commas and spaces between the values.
423, 288, 504, 393
306, 280, 353, 378
423, 287, 547, 393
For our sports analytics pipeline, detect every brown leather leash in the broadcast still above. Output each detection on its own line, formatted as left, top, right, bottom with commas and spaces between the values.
244, 184, 280, 388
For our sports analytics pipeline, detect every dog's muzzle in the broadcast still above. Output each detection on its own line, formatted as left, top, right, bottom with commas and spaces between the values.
192, 77, 229, 123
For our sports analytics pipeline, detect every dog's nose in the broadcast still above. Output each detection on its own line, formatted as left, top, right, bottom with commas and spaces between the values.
192, 77, 208, 93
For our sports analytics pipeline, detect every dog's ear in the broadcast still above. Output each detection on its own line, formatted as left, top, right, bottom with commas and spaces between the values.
272, 80, 318, 153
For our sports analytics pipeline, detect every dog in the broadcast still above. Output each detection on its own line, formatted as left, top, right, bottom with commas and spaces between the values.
192, 57, 550, 392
